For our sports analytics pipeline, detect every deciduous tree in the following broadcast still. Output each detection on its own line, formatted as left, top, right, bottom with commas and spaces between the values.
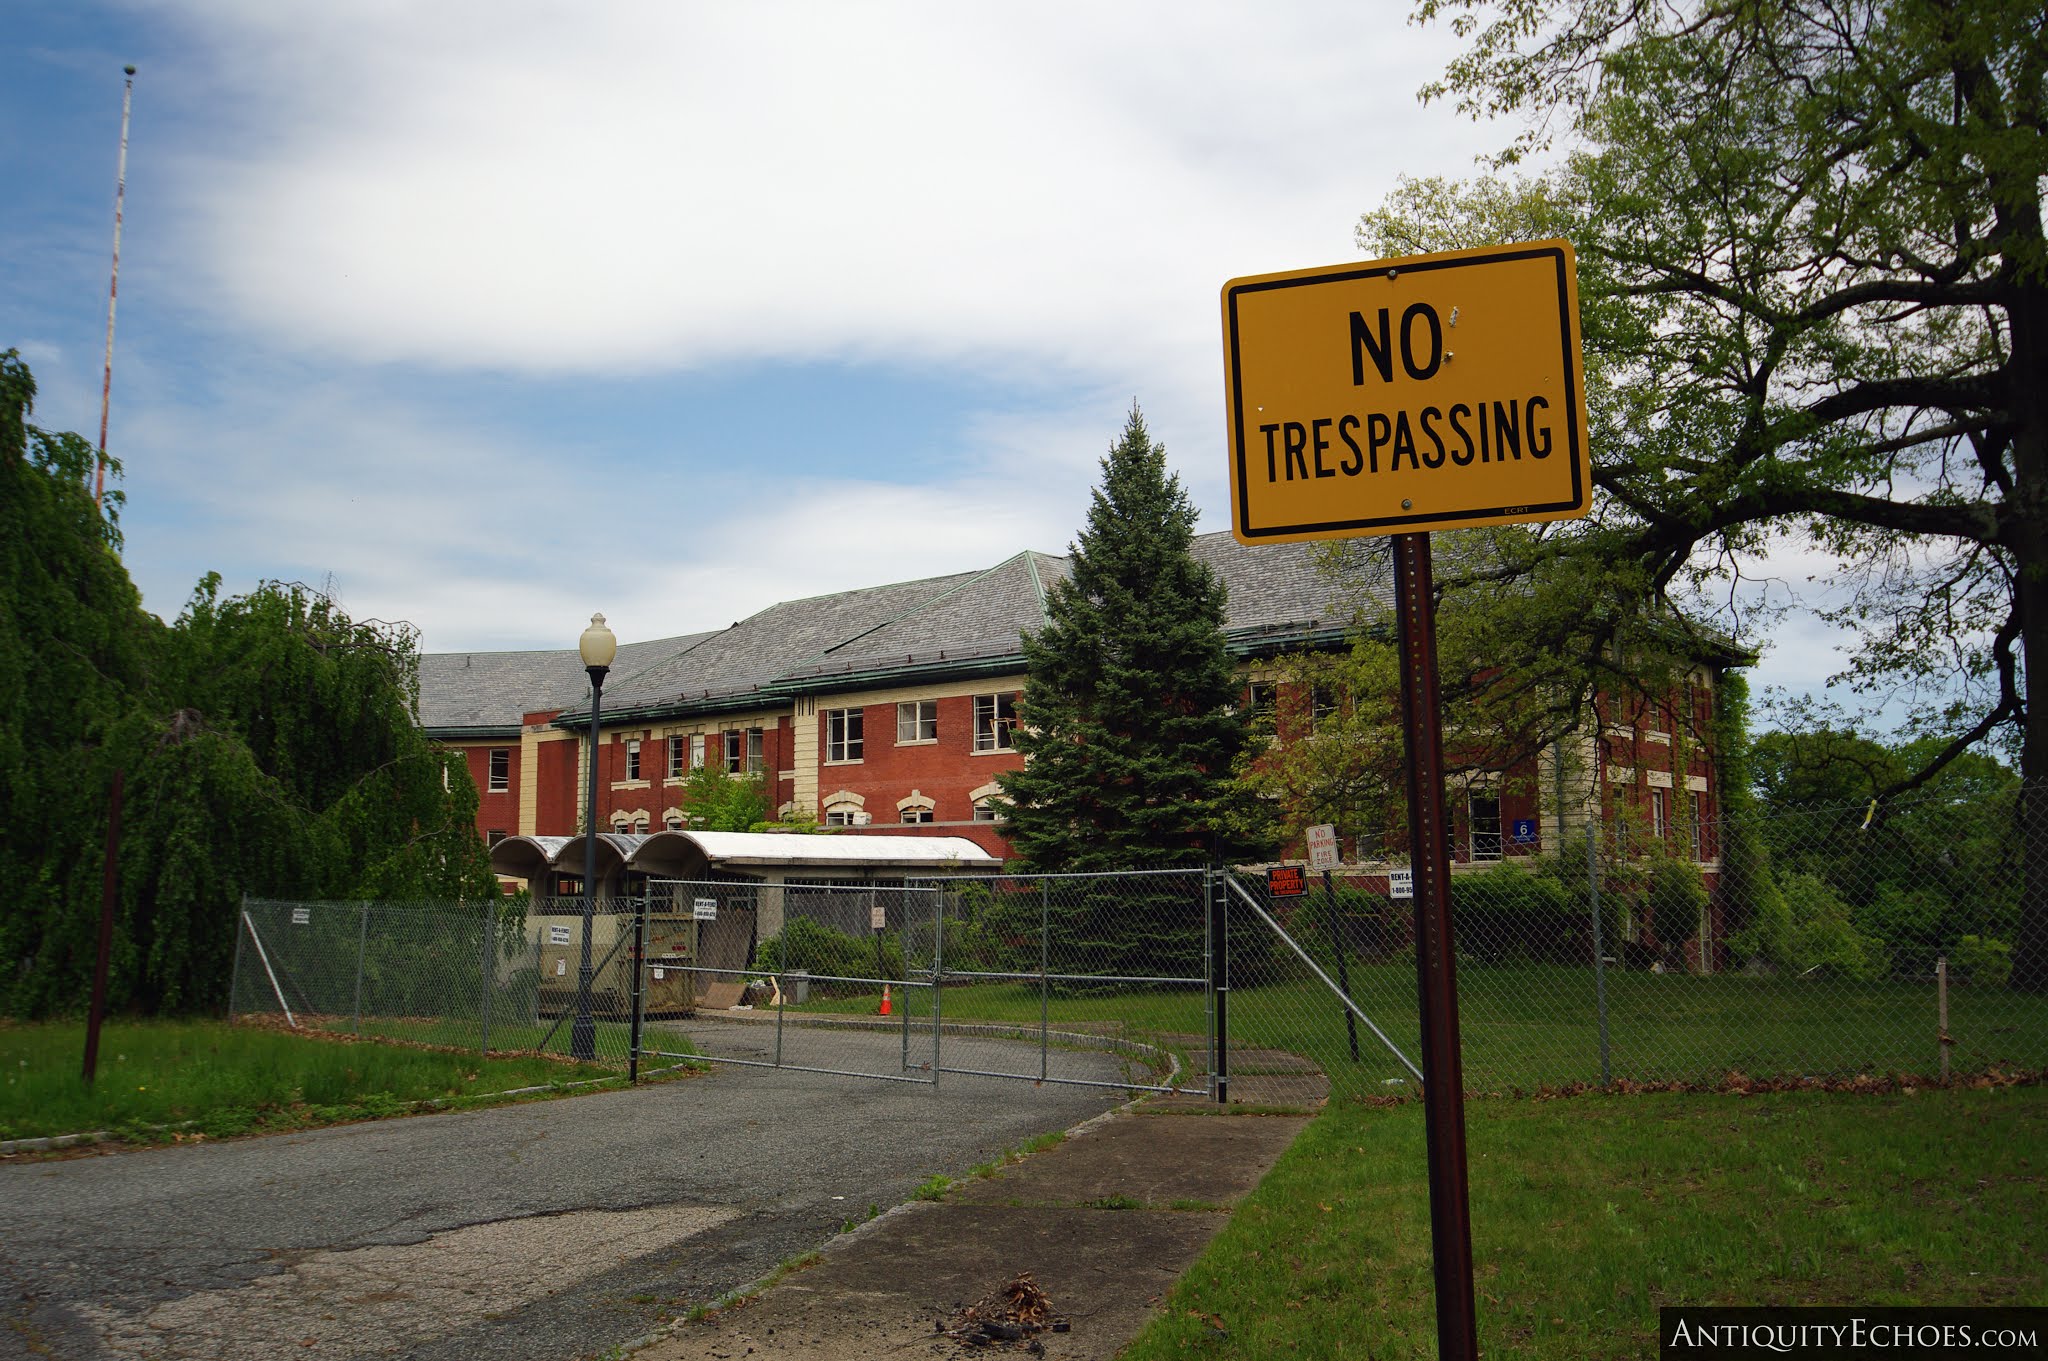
1389, 0, 2048, 985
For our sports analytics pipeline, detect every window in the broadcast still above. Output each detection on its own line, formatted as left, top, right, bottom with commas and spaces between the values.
826, 809, 859, 826
725, 730, 743, 773
625, 738, 641, 781
972, 802, 1001, 821
668, 737, 686, 779
1244, 682, 1276, 724
488, 748, 510, 792
825, 707, 865, 763
747, 727, 764, 773
689, 734, 705, 770
1468, 791, 1502, 862
897, 699, 937, 744
486, 828, 506, 847
1651, 787, 1669, 840
973, 693, 1017, 752
900, 807, 933, 824
1311, 683, 1340, 732
1689, 800, 1703, 861
665, 812, 684, 831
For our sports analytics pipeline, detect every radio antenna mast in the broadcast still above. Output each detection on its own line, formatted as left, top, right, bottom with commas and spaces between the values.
96, 64, 136, 516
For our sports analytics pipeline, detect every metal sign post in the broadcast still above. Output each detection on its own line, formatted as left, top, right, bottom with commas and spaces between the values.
1222, 239, 1591, 1361
1393, 533, 1478, 1360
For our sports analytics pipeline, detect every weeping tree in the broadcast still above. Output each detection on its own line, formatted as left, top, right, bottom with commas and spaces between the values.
1, 350, 497, 1016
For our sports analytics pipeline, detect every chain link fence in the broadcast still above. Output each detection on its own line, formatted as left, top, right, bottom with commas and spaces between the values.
905, 869, 1214, 1092
231, 897, 654, 1067
229, 783, 2044, 1100
1223, 783, 2047, 1102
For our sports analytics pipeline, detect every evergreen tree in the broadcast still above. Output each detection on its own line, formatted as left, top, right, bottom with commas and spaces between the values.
996, 405, 1277, 871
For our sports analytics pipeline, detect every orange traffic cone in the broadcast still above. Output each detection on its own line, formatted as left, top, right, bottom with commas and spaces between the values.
879, 983, 893, 1016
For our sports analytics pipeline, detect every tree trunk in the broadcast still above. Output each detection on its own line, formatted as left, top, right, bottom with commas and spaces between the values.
2008, 276, 2048, 993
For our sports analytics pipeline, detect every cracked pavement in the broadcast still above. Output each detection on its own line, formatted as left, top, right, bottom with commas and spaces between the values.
2, 1028, 1132, 1360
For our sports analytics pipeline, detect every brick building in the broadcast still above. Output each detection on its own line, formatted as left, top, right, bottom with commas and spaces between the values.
420, 531, 1738, 908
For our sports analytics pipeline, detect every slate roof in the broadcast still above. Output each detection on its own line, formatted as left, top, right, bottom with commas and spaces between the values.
419, 532, 1379, 734
596, 568, 989, 716
417, 633, 716, 733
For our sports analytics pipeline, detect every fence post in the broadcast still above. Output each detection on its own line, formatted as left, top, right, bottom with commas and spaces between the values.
629, 900, 647, 1084
353, 901, 368, 1036
1211, 867, 1229, 1105
230, 893, 250, 1020
480, 903, 493, 1059
1040, 880, 1051, 1084
1585, 810, 1612, 1086
1325, 869, 1360, 1063
1937, 955, 1952, 1084
930, 881, 944, 1088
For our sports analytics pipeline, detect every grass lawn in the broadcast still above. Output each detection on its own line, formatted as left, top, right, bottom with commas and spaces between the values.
1121, 1084, 2047, 1359
0, 1018, 648, 1144
790, 963, 2048, 1096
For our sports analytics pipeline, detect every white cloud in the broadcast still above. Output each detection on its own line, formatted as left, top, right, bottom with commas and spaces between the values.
156, 1, 1494, 379
110, 363, 1114, 652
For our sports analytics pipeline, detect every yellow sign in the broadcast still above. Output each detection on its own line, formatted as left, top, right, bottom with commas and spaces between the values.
1222, 240, 1590, 542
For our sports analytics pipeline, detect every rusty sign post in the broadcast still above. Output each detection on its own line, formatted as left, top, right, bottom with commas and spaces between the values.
1222, 240, 1590, 1361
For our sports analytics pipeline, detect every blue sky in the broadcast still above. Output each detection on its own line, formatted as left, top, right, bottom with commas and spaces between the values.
5, 0, 1858, 709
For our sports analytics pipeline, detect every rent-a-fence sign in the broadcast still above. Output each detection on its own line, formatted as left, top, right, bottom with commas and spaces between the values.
1221, 240, 1591, 542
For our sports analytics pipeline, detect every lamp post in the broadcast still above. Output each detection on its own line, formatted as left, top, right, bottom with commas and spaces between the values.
572, 612, 617, 1062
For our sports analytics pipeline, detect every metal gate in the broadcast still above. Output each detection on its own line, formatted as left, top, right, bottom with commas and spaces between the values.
631, 873, 1216, 1095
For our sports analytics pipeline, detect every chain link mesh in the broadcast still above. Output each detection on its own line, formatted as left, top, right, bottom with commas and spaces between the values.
230, 783, 2042, 1101
231, 898, 649, 1068
1225, 783, 2046, 1102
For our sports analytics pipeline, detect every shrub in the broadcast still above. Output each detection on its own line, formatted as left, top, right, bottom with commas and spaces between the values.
1644, 857, 1708, 957
1778, 872, 1890, 981
1951, 935, 2012, 989
1450, 862, 1578, 964
757, 917, 901, 993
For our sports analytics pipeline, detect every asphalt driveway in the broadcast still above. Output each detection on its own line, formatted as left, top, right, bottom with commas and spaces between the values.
1, 1031, 1134, 1361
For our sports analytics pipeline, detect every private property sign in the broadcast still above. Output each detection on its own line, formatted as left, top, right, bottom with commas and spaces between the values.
1222, 240, 1591, 542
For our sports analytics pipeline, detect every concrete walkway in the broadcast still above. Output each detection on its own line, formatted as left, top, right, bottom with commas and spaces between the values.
622, 1050, 1326, 1361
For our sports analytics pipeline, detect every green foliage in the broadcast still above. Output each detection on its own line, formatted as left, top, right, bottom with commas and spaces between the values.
1644, 857, 1707, 947
1952, 935, 2013, 990
671, 765, 772, 832
1737, 872, 1891, 982
0, 352, 496, 1018
757, 917, 900, 990
1712, 673, 1786, 956
996, 405, 1279, 871
1451, 862, 1579, 965
1745, 724, 2023, 976
1242, 638, 1405, 855
0, 1019, 598, 1143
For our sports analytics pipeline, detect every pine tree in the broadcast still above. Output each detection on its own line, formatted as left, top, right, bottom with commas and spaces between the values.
997, 405, 1276, 872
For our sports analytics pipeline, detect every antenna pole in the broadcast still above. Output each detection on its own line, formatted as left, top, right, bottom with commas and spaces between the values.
96, 64, 136, 514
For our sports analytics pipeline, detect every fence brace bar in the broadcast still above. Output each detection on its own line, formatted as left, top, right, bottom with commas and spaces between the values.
1225, 876, 1424, 1084
240, 908, 297, 1029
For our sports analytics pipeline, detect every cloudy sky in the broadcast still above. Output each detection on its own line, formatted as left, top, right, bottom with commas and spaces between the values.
5, 0, 1855, 706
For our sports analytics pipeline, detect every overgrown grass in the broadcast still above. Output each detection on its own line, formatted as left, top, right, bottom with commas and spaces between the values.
791, 962, 2048, 1092
1122, 1085, 2047, 1359
0, 1019, 626, 1143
